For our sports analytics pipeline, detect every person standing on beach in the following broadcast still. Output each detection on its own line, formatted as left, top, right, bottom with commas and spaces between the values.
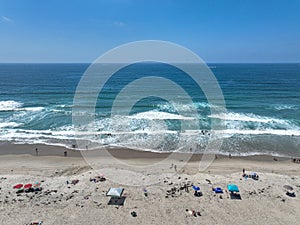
35, 148, 38, 156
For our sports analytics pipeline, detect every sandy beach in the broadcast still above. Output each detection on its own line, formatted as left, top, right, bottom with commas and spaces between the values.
0, 143, 299, 225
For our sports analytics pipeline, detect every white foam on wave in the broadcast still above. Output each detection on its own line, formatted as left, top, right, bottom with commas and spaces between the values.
176, 128, 300, 137
0, 129, 74, 142
0, 122, 22, 128
21, 107, 45, 112
274, 104, 297, 111
52, 130, 178, 136
57, 104, 73, 108
51, 109, 71, 114
128, 111, 195, 120
215, 129, 300, 136
157, 102, 211, 113
1, 124, 299, 157
0, 100, 44, 112
0, 100, 23, 111
209, 112, 285, 124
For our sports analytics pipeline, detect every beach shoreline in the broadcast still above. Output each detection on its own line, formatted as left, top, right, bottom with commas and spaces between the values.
0, 141, 293, 161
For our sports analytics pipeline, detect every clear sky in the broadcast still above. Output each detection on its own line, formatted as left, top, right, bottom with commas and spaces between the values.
0, 0, 300, 63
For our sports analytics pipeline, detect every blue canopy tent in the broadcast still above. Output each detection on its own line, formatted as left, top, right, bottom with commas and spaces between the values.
192, 186, 200, 191
192, 185, 202, 197
227, 184, 239, 193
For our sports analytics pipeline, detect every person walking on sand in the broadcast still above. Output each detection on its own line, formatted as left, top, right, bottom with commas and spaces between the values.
35, 148, 38, 156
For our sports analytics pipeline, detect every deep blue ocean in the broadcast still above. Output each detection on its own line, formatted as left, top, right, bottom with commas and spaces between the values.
0, 63, 299, 156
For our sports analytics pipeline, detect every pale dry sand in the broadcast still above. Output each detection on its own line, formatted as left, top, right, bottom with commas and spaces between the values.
0, 143, 299, 225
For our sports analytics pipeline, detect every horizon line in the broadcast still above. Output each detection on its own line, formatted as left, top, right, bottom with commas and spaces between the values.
0, 61, 300, 64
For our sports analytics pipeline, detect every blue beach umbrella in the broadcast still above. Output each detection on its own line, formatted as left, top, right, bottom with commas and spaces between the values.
227, 184, 239, 192
214, 187, 223, 193
192, 185, 200, 191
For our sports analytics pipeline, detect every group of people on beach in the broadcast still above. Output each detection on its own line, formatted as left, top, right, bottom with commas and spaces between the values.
35, 148, 68, 157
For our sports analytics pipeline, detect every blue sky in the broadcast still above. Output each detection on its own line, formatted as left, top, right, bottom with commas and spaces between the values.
0, 0, 300, 62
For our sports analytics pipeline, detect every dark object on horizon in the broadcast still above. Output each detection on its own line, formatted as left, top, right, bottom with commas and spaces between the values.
35, 148, 38, 156
64, 151, 67, 157
229, 154, 232, 158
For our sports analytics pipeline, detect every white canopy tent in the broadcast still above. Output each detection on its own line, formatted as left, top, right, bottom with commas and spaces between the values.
106, 188, 124, 197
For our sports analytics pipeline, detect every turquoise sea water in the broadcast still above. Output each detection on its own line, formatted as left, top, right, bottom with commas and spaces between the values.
0, 63, 299, 156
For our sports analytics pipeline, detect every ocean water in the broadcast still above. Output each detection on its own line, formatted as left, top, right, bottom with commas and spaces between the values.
0, 63, 299, 157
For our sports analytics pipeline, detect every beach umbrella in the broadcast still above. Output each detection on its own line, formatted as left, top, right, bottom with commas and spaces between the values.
13, 184, 23, 189
283, 185, 293, 191
227, 184, 239, 192
24, 184, 32, 189
214, 187, 223, 193
192, 185, 200, 191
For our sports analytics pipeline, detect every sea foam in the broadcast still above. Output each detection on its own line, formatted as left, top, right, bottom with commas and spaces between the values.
0, 100, 23, 111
